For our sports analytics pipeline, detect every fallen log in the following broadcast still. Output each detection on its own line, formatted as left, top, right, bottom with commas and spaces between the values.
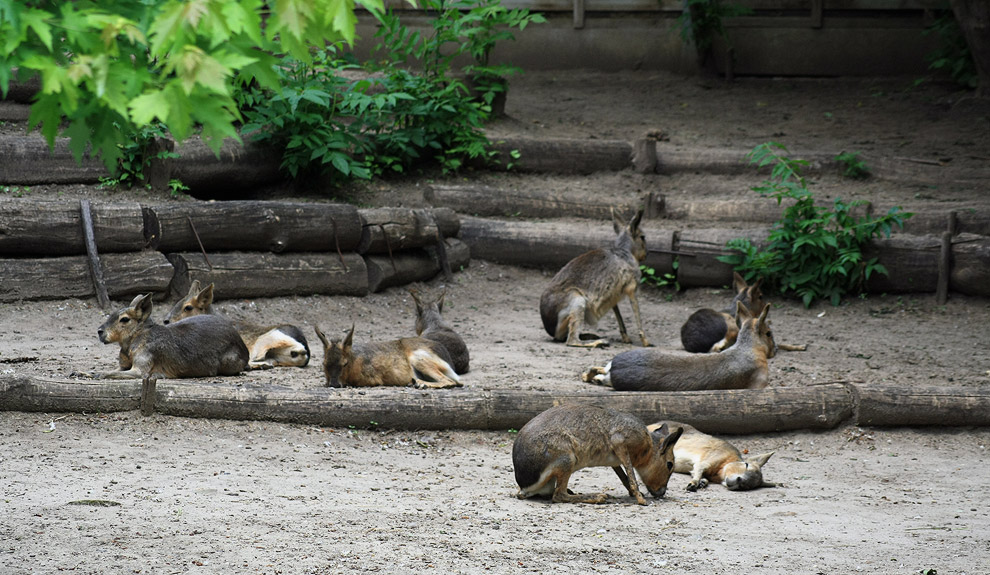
675, 228, 769, 288
949, 233, 990, 297
0, 136, 109, 185
863, 234, 941, 294
855, 383, 990, 427
0, 375, 853, 433
0, 199, 147, 256
460, 216, 676, 273
170, 137, 284, 196
0, 251, 173, 302
167, 251, 369, 299
655, 145, 833, 176
898, 208, 990, 237
487, 137, 633, 174
147, 202, 363, 254
424, 183, 654, 220
357, 207, 462, 255
364, 238, 471, 293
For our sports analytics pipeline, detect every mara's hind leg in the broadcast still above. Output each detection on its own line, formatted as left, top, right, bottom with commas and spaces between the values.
612, 306, 631, 344
623, 285, 650, 347
560, 296, 608, 348
410, 350, 461, 389
580, 363, 612, 386
219, 349, 249, 375
550, 469, 608, 504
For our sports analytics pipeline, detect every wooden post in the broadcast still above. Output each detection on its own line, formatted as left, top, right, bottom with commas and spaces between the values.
936, 211, 957, 304
79, 199, 110, 310
573, 0, 585, 29
140, 376, 157, 417
632, 137, 658, 174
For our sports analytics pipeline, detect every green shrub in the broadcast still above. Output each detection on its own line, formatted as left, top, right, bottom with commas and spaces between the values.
719, 142, 912, 307
835, 151, 871, 179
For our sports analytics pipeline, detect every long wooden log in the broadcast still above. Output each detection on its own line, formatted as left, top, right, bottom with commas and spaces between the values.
425, 183, 654, 220
855, 383, 990, 427
0, 251, 173, 302
460, 216, 677, 272
170, 138, 284, 196
0, 136, 109, 184
675, 228, 769, 288
147, 202, 363, 254
167, 251, 369, 299
365, 238, 471, 293
0, 375, 853, 433
898, 208, 990, 237
863, 234, 941, 293
655, 145, 834, 176
357, 207, 462, 255
487, 137, 633, 174
0, 200, 146, 256
949, 233, 990, 297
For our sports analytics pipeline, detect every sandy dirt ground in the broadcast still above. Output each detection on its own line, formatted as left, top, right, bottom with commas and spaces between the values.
2, 70, 990, 574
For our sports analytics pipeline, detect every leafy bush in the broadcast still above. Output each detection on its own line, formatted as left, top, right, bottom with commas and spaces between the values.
924, 11, 978, 89
835, 151, 871, 179
718, 143, 912, 307
0, 0, 382, 172
678, 0, 752, 64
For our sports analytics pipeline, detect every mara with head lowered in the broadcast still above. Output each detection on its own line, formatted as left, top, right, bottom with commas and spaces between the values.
582, 302, 777, 391
648, 421, 776, 491
97, 293, 249, 379
540, 208, 650, 348
164, 281, 310, 369
513, 404, 683, 505
314, 324, 461, 389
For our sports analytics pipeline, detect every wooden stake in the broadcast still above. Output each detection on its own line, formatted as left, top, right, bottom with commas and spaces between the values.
140, 376, 157, 417
936, 211, 957, 304
79, 199, 110, 310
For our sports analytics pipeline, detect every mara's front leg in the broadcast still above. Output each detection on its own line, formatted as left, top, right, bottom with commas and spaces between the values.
623, 285, 650, 347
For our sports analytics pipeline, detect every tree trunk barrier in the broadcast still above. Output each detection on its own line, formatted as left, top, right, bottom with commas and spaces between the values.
357, 207, 461, 255
425, 183, 654, 220
365, 238, 470, 293
1, 375, 986, 431
167, 251, 370, 299
0, 251, 173, 302
0, 200, 147, 256
487, 137, 633, 174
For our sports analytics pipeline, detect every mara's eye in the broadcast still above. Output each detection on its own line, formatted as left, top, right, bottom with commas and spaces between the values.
120, 317, 130, 324
745, 462, 750, 468
290, 351, 299, 358
184, 305, 194, 311
667, 461, 673, 470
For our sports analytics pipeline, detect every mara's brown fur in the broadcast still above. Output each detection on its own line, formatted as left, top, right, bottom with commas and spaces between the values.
409, 287, 469, 374
648, 421, 775, 491
680, 272, 765, 353
314, 325, 461, 389
97, 293, 249, 379
582, 302, 777, 391
513, 404, 683, 505
539, 208, 649, 348
164, 281, 310, 369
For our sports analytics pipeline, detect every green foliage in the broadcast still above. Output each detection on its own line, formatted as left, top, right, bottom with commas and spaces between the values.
237, 44, 496, 182
640, 260, 680, 294
923, 10, 978, 89
718, 142, 912, 307
835, 151, 870, 180
677, 0, 752, 57
0, 0, 382, 172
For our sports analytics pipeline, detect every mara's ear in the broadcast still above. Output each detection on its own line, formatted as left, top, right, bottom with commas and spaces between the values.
197, 283, 215, 307
343, 324, 355, 350
611, 207, 623, 234
747, 451, 774, 468
314, 326, 330, 349
732, 272, 747, 293
437, 287, 446, 313
751, 276, 763, 291
658, 425, 683, 451
758, 303, 771, 324
408, 288, 423, 312
629, 208, 644, 232
133, 293, 154, 319
186, 279, 202, 297
735, 300, 754, 324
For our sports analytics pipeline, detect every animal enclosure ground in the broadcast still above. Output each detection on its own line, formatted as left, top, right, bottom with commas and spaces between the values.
2, 70, 990, 573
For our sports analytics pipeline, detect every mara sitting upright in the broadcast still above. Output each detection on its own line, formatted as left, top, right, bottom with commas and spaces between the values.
680, 272, 764, 353
409, 287, 469, 375
540, 208, 650, 348
97, 293, 249, 379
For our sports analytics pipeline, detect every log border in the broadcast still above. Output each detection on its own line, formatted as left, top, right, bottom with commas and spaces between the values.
1, 375, 986, 432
